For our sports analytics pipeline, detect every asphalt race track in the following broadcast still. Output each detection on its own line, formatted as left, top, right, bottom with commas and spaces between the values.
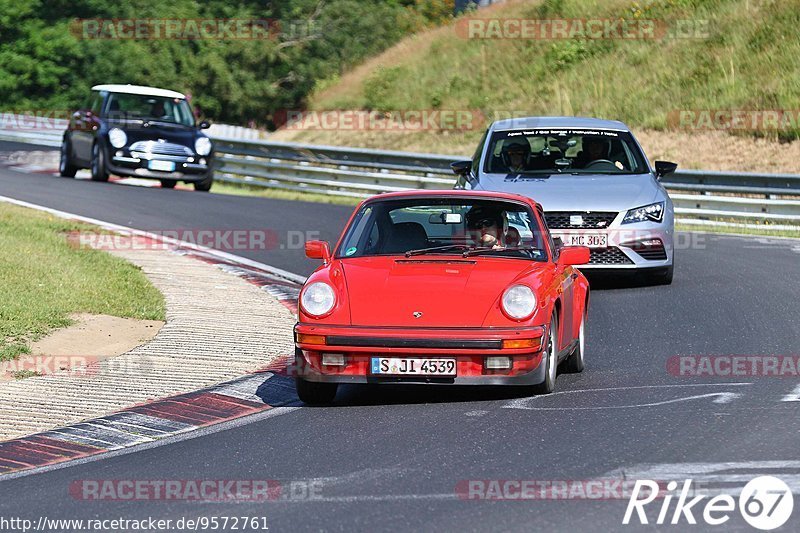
1, 141, 799, 531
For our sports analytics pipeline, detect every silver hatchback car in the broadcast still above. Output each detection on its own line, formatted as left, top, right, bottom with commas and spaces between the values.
452, 117, 677, 284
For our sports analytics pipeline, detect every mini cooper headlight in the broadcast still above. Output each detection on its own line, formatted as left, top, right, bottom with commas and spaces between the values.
108, 128, 127, 149
301, 282, 336, 317
195, 137, 212, 156
622, 202, 665, 224
501, 285, 537, 320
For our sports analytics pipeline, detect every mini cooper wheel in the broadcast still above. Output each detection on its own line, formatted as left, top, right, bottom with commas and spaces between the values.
59, 138, 78, 178
193, 173, 213, 192
90, 143, 109, 182
563, 313, 585, 373
532, 315, 558, 395
295, 378, 338, 405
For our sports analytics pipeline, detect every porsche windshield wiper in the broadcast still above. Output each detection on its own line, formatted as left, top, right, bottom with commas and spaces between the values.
462, 246, 544, 257
405, 244, 471, 257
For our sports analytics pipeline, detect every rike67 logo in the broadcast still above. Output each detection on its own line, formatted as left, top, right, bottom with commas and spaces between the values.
624, 476, 794, 530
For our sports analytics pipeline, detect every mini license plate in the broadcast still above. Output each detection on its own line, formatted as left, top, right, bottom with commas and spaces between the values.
148, 160, 176, 172
370, 357, 456, 376
553, 232, 608, 248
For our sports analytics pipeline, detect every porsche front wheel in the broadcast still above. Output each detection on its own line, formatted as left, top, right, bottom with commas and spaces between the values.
563, 313, 585, 373
532, 315, 558, 395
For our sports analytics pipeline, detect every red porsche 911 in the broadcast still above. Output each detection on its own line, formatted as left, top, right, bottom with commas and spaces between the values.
293, 190, 591, 404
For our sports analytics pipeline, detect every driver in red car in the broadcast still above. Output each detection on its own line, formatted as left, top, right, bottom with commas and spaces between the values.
466, 205, 508, 249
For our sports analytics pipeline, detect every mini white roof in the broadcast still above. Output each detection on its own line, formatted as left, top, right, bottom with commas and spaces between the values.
91, 84, 186, 99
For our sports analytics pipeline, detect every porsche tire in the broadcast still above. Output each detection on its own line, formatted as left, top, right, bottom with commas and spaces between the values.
563, 313, 585, 373
532, 315, 558, 395
296, 378, 338, 405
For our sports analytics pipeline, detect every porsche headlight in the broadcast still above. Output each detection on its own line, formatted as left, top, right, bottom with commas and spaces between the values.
195, 137, 212, 156
108, 128, 127, 149
501, 285, 537, 320
301, 282, 336, 317
622, 201, 665, 224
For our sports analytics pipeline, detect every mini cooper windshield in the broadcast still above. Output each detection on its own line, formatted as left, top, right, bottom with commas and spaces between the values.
485, 128, 649, 175
336, 198, 548, 261
105, 93, 195, 127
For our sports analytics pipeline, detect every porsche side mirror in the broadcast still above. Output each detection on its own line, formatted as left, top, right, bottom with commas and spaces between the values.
305, 240, 331, 264
654, 160, 677, 179
199, 120, 211, 129
558, 246, 590, 266
450, 160, 472, 176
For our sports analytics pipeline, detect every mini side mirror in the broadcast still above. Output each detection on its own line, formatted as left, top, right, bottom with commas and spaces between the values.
654, 160, 677, 179
199, 120, 211, 129
305, 240, 331, 263
558, 246, 590, 266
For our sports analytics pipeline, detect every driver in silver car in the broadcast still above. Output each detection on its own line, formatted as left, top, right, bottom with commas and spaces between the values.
575, 136, 610, 168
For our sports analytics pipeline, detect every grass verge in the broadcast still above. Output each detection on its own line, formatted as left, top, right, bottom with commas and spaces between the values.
211, 180, 361, 206
0, 203, 166, 361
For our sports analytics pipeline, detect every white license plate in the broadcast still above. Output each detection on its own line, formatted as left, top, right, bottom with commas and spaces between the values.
371, 357, 456, 376
148, 160, 176, 172
553, 232, 608, 248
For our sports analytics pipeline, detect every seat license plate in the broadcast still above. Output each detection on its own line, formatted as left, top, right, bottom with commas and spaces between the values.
553, 232, 608, 248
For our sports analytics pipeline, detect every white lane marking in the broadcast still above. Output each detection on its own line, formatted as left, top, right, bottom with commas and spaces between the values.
781, 383, 800, 402
504, 383, 752, 410
603, 461, 800, 495
507, 392, 743, 411
0, 194, 308, 285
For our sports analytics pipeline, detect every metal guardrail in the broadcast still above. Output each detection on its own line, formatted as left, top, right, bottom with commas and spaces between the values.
210, 137, 800, 230
2, 121, 799, 231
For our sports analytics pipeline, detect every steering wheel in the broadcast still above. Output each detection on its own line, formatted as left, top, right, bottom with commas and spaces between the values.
583, 159, 618, 171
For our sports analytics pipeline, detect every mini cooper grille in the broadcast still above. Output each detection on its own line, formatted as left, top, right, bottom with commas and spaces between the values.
544, 211, 618, 229
589, 247, 634, 265
130, 140, 192, 157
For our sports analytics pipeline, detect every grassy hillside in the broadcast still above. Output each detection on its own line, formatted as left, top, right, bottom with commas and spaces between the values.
273, 0, 800, 172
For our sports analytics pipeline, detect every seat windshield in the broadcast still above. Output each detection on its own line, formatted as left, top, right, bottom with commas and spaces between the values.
484, 128, 648, 175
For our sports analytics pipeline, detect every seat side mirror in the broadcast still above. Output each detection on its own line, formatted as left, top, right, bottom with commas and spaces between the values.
450, 160, 472, 176
654, 160, 677, 179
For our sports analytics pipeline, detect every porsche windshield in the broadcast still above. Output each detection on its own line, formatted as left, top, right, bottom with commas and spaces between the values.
104, 93, 195, 126
336, 198, 548, 261
484, 128, 648, 175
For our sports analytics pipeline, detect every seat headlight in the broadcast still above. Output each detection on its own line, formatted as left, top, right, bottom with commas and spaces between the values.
301, 282, 336, 317
108, 128, 127, 149
622, 201, 665, 224
501, 285, 537, 320
195, 137, 212, 156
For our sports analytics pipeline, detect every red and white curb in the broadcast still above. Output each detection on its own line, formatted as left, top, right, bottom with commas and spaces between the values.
0, 358, 296, 476
0, 195, 308, 476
